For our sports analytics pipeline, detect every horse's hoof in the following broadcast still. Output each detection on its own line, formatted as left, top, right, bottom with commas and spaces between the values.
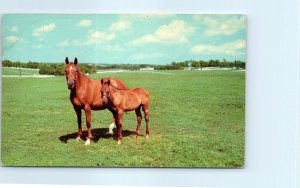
108, 131, 114, 135
76, 136, 81, 142
85, 139, 91, 145
146, 134, 149, 139
117, 140, 122, 145
132, 134, 138, 139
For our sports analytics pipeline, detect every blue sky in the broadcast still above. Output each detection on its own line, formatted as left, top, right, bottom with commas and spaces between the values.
2, 14, 246, 64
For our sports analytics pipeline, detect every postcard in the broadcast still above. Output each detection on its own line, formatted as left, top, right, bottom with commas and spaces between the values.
1, 14, 246, 167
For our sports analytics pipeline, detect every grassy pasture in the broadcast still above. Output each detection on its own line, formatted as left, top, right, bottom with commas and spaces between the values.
2, 67, 39, 75
1, 70, 245, 167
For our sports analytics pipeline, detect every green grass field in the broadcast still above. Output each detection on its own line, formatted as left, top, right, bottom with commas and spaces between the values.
1, 70, 245, 167
2, 67, 39, 75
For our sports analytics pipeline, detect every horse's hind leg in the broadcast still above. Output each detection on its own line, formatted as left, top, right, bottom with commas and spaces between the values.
133, 106, 142, 138
142, 105, 150, 139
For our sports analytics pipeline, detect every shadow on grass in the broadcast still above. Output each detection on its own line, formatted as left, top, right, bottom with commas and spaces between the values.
59, 128, 137, 144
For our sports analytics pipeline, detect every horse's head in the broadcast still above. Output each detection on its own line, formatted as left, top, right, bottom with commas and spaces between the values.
65, 57, 79, 90
100, 78, 111, 105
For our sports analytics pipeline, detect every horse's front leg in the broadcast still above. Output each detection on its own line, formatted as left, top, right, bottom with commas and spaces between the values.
74, 107, 82, 141
84, 106, 92, 145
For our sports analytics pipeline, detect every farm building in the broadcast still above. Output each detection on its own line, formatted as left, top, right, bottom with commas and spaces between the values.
140, 67, 154, 71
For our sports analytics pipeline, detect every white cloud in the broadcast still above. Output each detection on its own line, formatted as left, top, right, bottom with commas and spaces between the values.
133, 34, 159, 44
109, 20, 131, 31
11, 26, 19, 33
131, 20, 195, 45
190, 40, 246, 56
6, 36, 23, 43
86, 30, 116, 45
63, 30, 116, 46
78, 19, 92, 27
33, 23, 56, 37
193, 15, 246, 36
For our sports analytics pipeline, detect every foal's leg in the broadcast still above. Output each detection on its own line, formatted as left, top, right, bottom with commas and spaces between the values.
133, 106, 142, 138
117, 111, 123, 145
84, 106, 93, 145
108, 117, 116, 134
112, 112, 119, 139
74, 107, 82, 141
142, 105, 150, 139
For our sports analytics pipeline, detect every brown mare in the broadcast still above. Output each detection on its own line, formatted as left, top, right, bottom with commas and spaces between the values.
65, 57, 128, 145
100, 78, 150, 145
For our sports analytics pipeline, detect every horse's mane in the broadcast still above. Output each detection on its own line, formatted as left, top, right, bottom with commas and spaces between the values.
115, 87, 125, 91
109, 85, 126, 93
76, 67, 90, 80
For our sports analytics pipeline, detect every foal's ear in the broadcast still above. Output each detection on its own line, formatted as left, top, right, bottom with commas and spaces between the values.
65, 57, 69, 64
101, 79, 103, 85
74, 57, 78, 65
107, 79, 110, 85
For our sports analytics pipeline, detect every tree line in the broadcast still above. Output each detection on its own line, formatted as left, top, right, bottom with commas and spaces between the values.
96, 59, 245, 70
2, 60, 96, 75
154, 59, 245, 70
2, 59, 246, 75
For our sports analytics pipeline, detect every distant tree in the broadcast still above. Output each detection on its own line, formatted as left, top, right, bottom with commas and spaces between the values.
191, 61, 199, 68
54, 64, 65, 75
2, 59, 13, 67
208, 60, 216, 67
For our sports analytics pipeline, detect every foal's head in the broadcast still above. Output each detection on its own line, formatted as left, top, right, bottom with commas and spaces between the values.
65, 57, 79, 90
100, 78, 111, 105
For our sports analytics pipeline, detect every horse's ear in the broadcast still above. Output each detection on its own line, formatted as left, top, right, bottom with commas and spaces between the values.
108, 79, 110, 85
65, 57, 69, 64
101, 79, 103, 85
74, 58, 78, 65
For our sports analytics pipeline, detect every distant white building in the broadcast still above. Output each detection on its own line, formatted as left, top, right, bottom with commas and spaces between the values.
140, 67, 154, 71
183, 67, 193, 70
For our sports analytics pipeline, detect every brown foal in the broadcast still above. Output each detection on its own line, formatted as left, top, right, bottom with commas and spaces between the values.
100, 78, 150, 145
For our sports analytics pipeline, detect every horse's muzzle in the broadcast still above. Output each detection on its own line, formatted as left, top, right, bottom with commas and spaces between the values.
67, 79, 75, 90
